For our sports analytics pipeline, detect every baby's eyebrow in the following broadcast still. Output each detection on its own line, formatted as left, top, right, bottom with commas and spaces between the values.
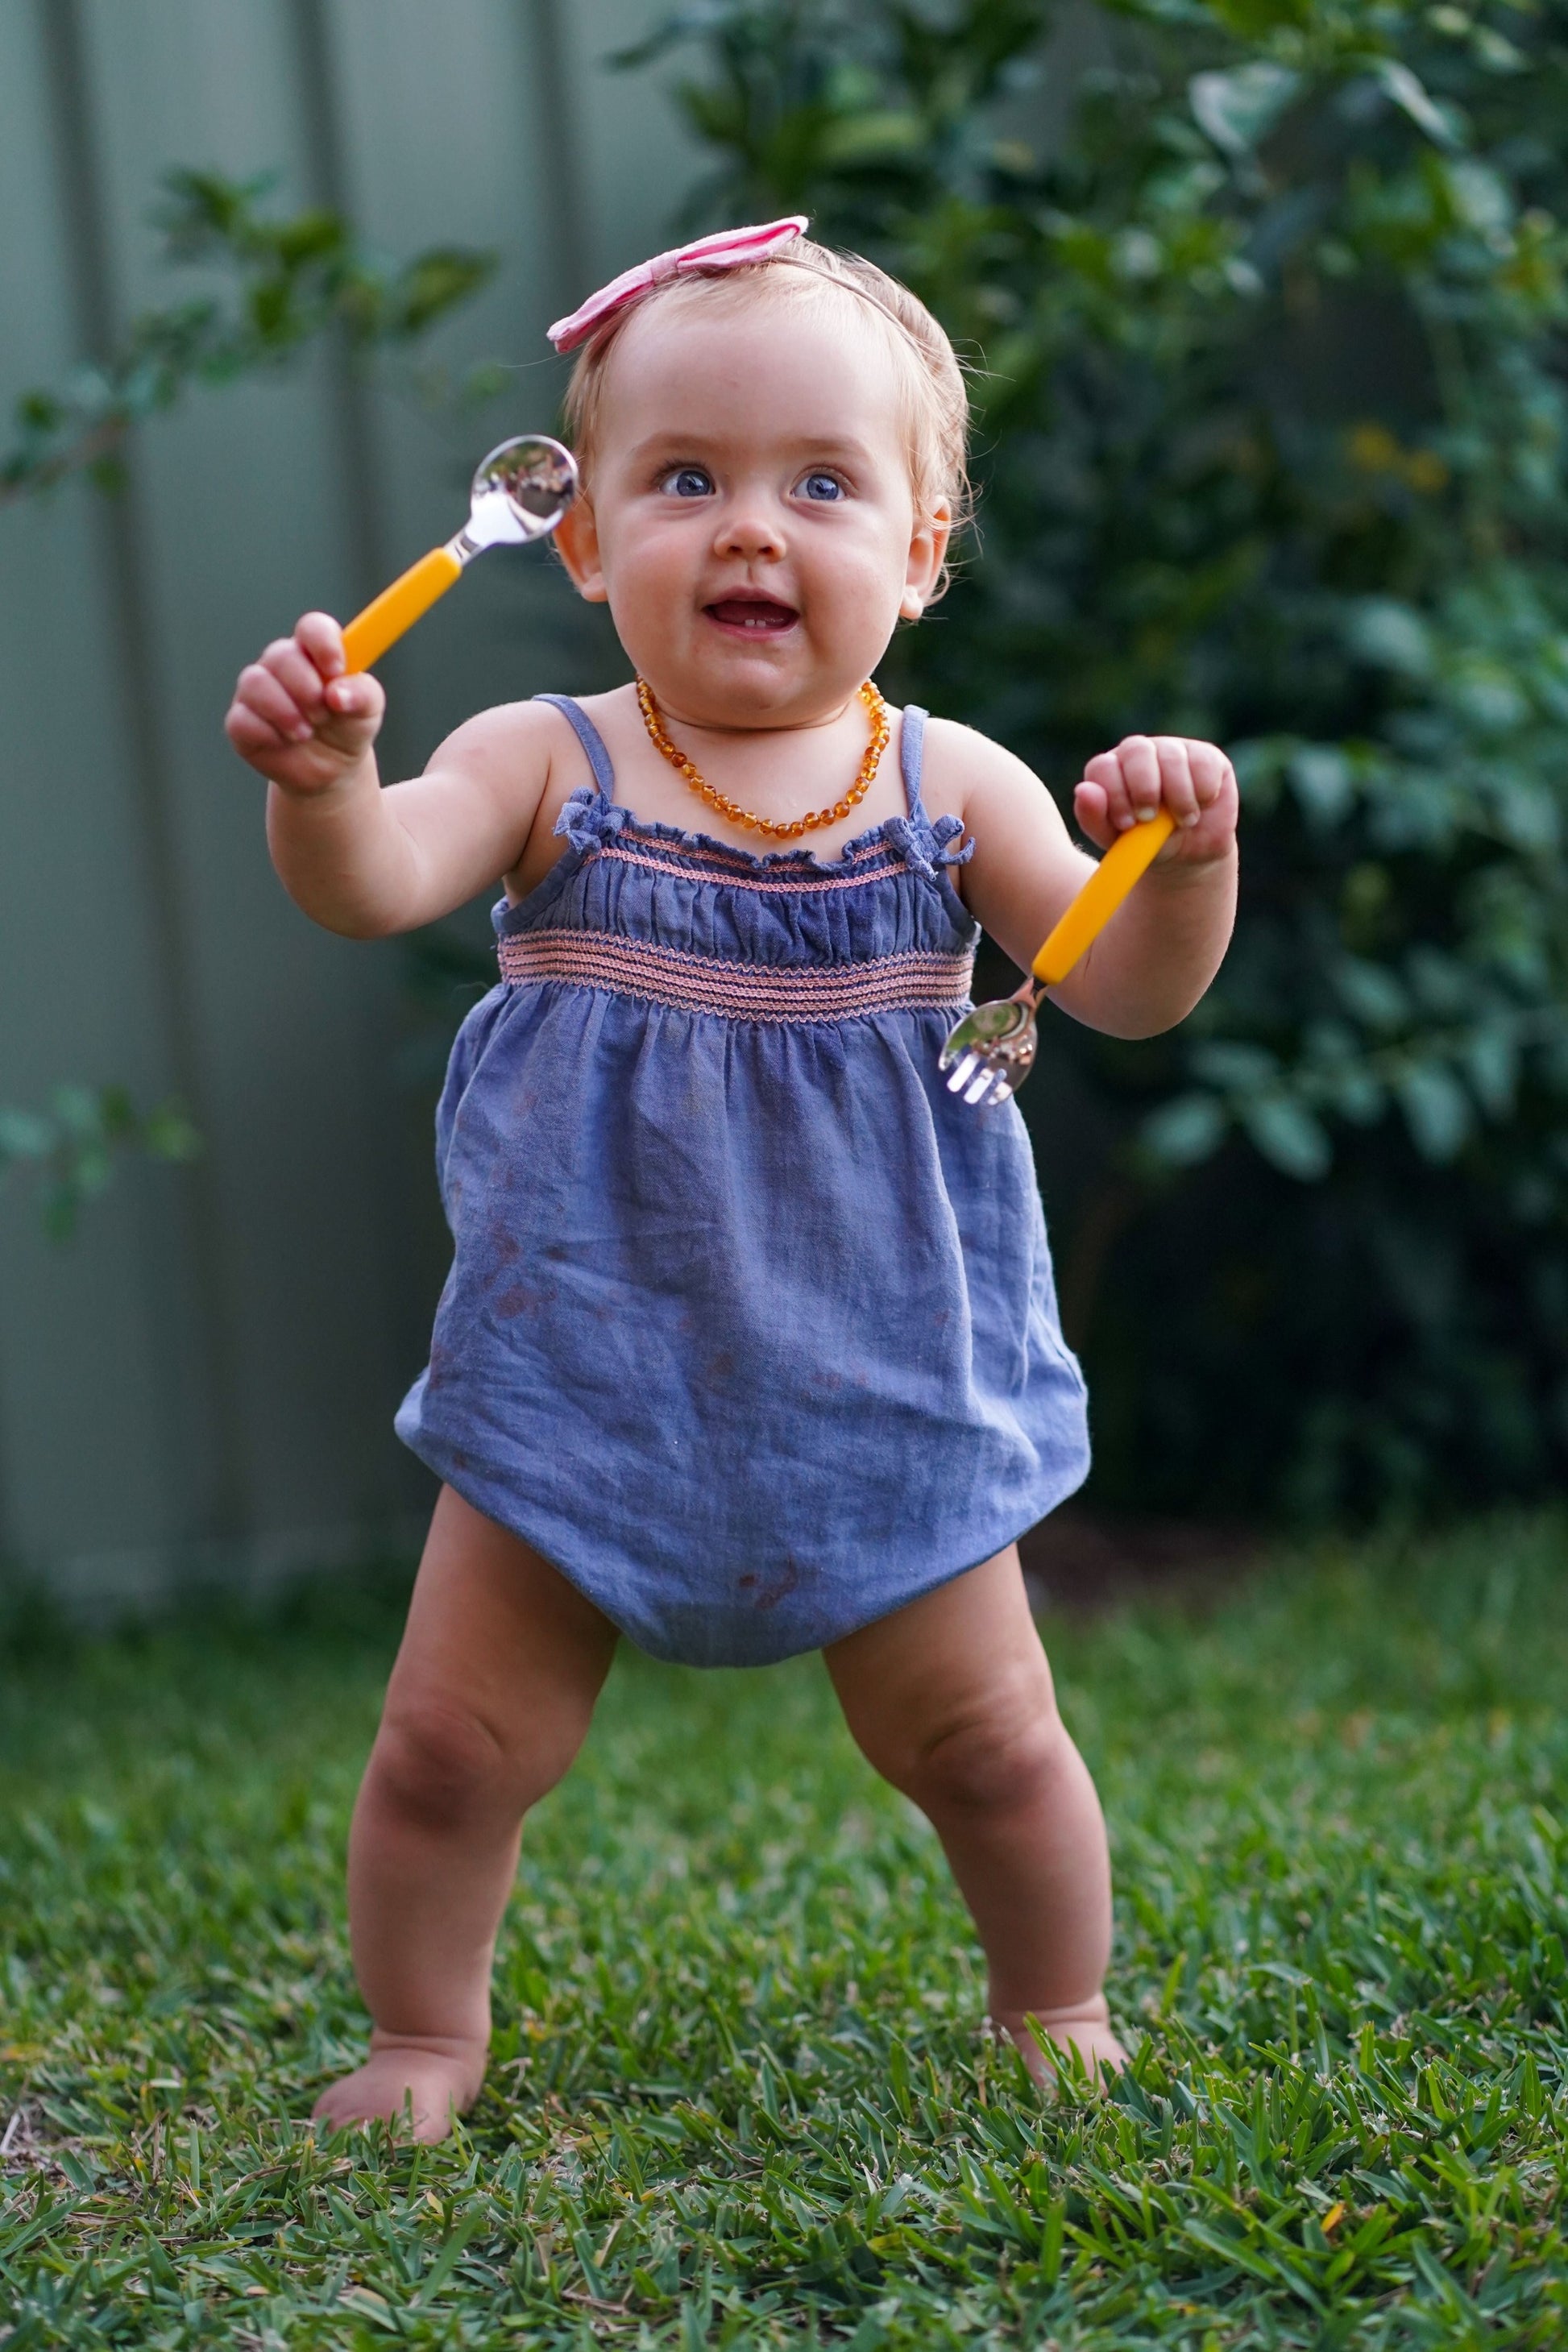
626, 431, 878, 469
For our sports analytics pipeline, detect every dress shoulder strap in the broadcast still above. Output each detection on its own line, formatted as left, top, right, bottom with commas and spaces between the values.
898, 704, 929, 821
883, 703, 977, 885
533, 693, 616, 801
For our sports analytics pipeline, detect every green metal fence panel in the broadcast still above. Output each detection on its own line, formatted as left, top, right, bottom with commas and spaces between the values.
0, 0, 696, 1604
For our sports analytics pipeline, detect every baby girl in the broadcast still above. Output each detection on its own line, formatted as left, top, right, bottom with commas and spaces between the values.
226, 218, 1238, 2141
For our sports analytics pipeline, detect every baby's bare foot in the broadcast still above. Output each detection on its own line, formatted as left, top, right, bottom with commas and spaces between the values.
992, 2000, 1128, 2093
312, 2035, 485, 2143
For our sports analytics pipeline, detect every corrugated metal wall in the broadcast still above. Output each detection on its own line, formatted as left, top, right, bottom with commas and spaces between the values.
0, 0, 698, 1605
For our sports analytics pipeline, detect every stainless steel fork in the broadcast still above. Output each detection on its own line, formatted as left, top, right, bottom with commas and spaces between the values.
940, 811, 1176, 1110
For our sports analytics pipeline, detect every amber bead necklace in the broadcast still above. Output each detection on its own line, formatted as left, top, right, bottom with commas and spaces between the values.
635, 677, 889, 841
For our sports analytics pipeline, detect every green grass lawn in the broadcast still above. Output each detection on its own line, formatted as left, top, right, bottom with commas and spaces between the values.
2, 1520, 1566, 2349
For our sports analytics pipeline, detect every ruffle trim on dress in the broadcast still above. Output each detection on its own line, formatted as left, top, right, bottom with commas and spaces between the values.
554, 786, 634, 853
553, 785, 973, 882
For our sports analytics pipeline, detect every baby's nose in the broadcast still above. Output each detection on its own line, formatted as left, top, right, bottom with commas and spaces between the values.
714, 496, 785, 559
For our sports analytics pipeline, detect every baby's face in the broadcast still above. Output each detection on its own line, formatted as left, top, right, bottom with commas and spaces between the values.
556, 292, 948, 728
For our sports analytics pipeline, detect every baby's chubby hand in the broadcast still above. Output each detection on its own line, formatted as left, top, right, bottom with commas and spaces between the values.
224, 612, 385, 794
1073, 736, 1238, 867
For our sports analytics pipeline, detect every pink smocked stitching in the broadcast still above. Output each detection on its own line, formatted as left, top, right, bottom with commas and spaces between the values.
497, 927, 973, 1023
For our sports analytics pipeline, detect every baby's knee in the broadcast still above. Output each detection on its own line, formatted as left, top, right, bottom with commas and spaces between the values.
901, 1675, 1068, 1818
367, 1695, 576, 1830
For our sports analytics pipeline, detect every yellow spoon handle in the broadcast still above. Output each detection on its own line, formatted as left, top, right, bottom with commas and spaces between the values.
1031, 809, 1177, 986
340, 543, 464, 674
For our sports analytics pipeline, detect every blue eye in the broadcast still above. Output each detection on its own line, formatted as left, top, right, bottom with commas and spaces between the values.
662, 466, 713, 499
798, 471, 844, 502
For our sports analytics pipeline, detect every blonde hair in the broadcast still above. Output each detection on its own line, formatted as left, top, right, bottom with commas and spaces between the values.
561, 238, 973, 588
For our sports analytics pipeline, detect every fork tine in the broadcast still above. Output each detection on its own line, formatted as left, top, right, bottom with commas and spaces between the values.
973, 1065, 1024, 1114
945, 1049, 980, 1094
962, 1061, 997, 1106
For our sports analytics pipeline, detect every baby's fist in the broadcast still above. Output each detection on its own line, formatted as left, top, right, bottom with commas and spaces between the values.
1074, 736, 1238, 865
225, 611, 384, 794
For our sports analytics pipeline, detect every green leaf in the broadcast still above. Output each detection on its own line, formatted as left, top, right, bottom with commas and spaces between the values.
1143, 1092, 1230, 1166
143, 1102, 202, 1162
385, 249, 499, 338
1334, 959, 1410, 1033
273, 208, 344, 266
1288, 745, 1355, 826
1396, 1062, 1472, 1160
819, 110, 925, 164
0, 1110, 52, 1161
1461, 1023, 1517, 1117
1239, 1094, 1334, 1180
414, 2207, 486, 2305
1193, 1040, 1280, 1089
1370, 59, 1464, 151
1443, 158, 1512, 235
1189, 63, 1301, 156
1344, 599, 1434, 678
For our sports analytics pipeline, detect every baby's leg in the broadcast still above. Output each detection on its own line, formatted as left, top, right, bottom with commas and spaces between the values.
824, 1545, 1126, 2088
313, 1486, 618, 2141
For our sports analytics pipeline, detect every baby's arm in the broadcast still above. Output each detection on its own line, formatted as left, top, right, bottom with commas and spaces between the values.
224, 613, 555, 938
934, 724, 1238, 1039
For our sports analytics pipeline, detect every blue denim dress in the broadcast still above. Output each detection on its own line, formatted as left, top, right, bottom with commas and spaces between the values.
396, 695, 1089, 1665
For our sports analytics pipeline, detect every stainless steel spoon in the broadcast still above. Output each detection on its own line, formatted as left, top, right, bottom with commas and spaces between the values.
340, 433, 578, 674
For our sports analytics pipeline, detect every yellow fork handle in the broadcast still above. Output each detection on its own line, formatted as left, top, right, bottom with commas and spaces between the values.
340, 544, 464, 674
1032, 808, 1177, 985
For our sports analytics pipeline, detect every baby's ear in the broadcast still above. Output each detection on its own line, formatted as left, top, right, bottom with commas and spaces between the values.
903, 502, 952, 618
554, 496, 608, 604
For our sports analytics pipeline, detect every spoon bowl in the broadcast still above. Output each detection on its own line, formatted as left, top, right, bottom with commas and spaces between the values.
460, 435, 579, 552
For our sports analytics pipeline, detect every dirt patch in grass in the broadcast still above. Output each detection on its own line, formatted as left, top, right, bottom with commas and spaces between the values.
1020, 1502, 1260, 1613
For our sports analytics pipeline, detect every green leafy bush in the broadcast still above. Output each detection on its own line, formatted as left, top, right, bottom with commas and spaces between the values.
636, 0, 1568, 1516
0, 1087, 199, 1241
2, 170, 495, 504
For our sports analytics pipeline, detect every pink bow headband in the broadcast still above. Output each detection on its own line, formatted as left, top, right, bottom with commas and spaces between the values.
547, 216, 810, 355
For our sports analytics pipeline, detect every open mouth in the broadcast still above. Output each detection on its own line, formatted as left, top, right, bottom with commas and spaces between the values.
704, 596, 799, 634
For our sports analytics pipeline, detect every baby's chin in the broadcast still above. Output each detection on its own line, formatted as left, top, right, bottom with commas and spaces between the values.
652, 618, 891, 703
651, 641, 877, 724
